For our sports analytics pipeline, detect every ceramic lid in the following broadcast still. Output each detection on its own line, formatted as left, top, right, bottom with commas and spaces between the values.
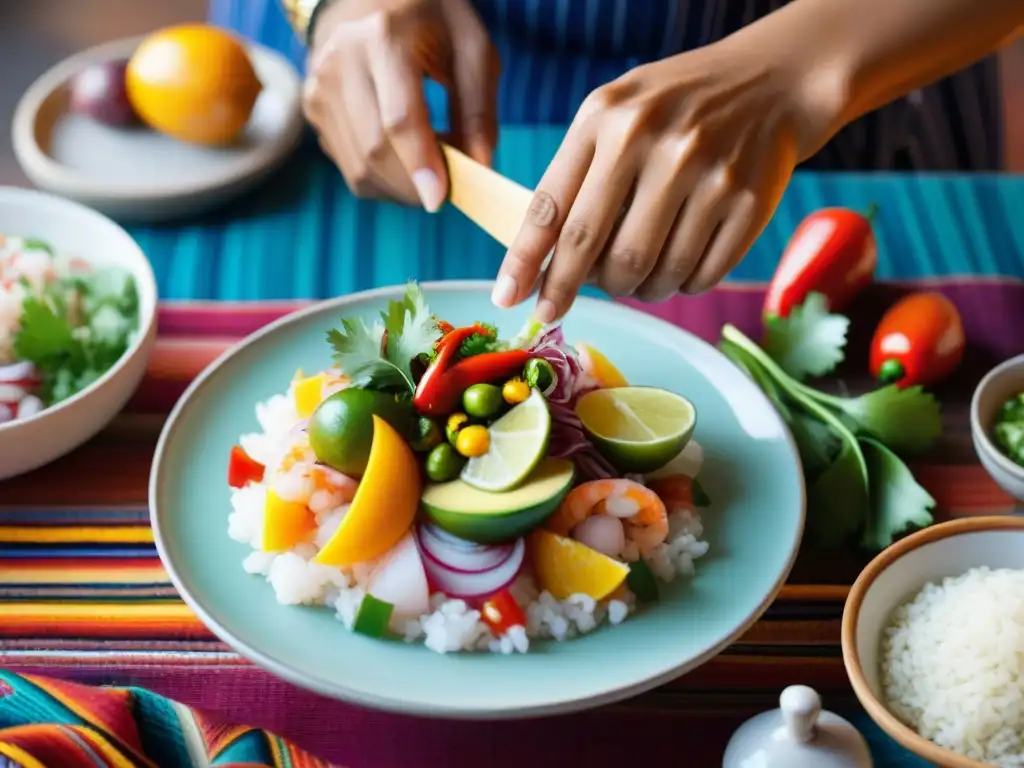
723, 686, 873, 768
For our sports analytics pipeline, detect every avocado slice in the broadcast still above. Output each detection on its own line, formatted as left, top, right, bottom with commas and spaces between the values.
421, 458, 575, 544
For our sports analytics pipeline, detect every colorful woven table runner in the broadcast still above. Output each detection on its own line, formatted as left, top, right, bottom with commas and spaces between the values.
1, 127, 1022, 766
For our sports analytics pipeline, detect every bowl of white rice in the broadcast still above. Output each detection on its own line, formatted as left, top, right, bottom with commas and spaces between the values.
842, 516, 1024, 768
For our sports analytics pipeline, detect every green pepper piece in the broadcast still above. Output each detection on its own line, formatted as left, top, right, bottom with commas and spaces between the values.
523, 358, 555, 391
625, 559, 659, 603
352, 594, 394, 638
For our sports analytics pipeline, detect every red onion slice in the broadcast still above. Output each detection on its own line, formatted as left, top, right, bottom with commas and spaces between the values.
417, 521, 514, 574
0, 384, 27, 403
16, 395, 43, 420
418, 534, 525, 601
0, 404, 13, 424
0, 362, 36, 384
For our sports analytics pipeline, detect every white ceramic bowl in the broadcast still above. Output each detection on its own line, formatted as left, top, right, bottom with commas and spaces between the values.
0, 187, 157, 480
842, 516, 1024, 768
971, 353, 1024, 502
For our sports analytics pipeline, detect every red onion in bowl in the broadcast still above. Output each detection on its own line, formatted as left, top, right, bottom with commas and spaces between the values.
0, 384, 27, 404
0, 404, 13, 425
69, 59, 139, 127
0, 362, 38, 385
415, 523, 525, 600
417, 521, 514, 574
16, 396, 43, 420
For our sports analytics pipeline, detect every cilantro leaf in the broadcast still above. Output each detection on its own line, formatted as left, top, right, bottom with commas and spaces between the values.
859, 436, 935, 551
14, 295, 74, 361
457, 322, 504, 359
764, 292, 849, 381
795, 382, 942, 455
381, 282, 440, 382
328, 317, 411, 391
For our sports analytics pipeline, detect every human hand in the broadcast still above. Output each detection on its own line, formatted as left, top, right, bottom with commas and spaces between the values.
303, 0, 499, 211
492, 37, 836, 322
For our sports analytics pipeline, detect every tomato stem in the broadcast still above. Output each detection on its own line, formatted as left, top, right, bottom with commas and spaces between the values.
877, 359, 905, 384
864, 201, 879, 226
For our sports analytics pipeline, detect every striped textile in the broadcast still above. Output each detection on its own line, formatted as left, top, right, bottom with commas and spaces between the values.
0, 670, 335, 767
0, 131, 1022, 765
209, 0, 1003, 171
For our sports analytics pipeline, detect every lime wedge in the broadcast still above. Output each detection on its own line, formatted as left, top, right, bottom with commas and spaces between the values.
460, 388, 551, 492
575, 386, 696, 473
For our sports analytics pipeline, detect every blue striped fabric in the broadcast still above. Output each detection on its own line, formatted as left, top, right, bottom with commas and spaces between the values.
208, 0, 1003, 170
124, 129, 1024, 302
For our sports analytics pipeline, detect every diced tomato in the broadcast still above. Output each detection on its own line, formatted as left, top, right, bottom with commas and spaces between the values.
480, 589, 526, 635
228, 445, 265, 488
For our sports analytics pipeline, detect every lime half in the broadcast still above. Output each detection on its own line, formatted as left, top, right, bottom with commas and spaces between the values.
575, 386, 696, 473
460, 388, 551, 492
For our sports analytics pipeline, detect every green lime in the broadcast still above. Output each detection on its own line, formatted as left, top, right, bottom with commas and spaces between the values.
308, 388, 415, 477
462, 383, 503, 419
575, 386, 696, 474
459, 388, 550, 492
425, 442, 466, 482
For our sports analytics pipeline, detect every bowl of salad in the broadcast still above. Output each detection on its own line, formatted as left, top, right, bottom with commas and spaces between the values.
971, 353, 1024, 502
150, 281, 805, 718
0, 186, 157, 480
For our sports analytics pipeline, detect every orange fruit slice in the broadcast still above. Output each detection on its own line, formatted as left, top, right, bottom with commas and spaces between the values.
126, 24, 262, 146
575, 342, 628, 388
529, 530, 630, 600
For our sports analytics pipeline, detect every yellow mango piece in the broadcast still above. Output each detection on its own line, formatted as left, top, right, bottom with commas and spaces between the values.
293, 372, 327, 419
529, 530, 630, 600
263, 489, 316, 552
315, 416, 421, 567
575, 343, 628, 389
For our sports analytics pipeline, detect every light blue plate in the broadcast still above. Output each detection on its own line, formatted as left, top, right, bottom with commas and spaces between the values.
150, 282, 805, 719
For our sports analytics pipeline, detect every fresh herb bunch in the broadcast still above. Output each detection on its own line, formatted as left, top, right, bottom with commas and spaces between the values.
14, 269, 139, 405
720, 291, 942, 551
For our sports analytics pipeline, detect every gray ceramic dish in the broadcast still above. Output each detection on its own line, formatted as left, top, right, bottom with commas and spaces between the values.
970, 352, 1024, 502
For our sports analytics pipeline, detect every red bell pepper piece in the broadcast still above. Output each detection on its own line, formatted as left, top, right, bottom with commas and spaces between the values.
763, 205, 878, 320
228, 445, 265, 488
413, 325, 529, 415
480, 589, 526, 635
869, 291, 964, 389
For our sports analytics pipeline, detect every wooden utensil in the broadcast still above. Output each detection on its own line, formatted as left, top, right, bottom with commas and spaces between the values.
441, 143, 533, 249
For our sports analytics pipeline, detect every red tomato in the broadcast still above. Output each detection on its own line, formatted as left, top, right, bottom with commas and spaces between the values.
480, 589, 526, 635
228, 445, 265, 488
764, 206, 878, 319
869, 292, 965, 388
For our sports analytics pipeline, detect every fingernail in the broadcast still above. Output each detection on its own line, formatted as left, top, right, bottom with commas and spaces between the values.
412, 169, 444, 213
535, 299, 557, 324
491, 274, 518, 308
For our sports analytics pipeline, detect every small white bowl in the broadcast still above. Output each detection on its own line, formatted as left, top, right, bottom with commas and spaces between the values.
971, 353, 1024, 501
842, 516, 1024, 768
0, 187, 157, 480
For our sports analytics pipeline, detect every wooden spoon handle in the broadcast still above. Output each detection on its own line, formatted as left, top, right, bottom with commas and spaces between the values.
441, 143, 534, 249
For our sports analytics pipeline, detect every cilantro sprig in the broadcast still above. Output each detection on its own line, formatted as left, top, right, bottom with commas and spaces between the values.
327, 282, 441, 392
720, 294, 942, 551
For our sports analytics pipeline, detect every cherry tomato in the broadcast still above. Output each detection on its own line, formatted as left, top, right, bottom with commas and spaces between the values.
869, 291, 965, 388
764, 205, 878, 319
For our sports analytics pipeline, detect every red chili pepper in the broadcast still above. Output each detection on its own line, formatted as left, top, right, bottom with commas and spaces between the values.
413, 325, 529, 415
763, 204, 878, 320
228, 445, 265, 488
869, 291, 965, 388
480, 589, 526, 635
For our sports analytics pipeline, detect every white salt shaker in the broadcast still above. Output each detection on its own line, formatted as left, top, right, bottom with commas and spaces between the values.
723, 685, 873, 768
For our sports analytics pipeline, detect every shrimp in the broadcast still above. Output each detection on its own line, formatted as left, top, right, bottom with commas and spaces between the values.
547, 479, 668, 556
647, 475, 696, 516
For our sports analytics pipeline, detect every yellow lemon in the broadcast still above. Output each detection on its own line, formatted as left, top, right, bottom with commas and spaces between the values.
126, 24, 262, 146
529, 530, 630, 600
575, 342, 629, 388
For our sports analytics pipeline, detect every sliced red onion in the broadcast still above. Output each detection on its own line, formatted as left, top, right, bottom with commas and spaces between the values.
0, 404, 13, 424
0, 362, 36, 384
0, 384, 27, 403
16, 395, 43, 419
417, 521, 514, 574
415, 525, 525, 599
288, 418, 310, 438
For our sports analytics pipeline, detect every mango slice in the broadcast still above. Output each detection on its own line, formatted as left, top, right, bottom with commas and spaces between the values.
529, 529, 630, 600
263, 489, 316, 552
293, 372, 327, 419
315, 416, 421, 567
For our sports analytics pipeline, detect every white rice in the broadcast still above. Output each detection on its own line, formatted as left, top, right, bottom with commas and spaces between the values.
228, 385, 710, 654
882, 566, 1024, 766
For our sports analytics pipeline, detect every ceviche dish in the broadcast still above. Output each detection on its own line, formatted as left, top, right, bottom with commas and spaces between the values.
227, 283, 710, 654
0, 235, 139, 424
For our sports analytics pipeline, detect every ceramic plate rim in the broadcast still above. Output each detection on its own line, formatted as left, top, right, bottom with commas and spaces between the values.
0, 186, 158, 435
150, 281, 806, 718
11, 34, 305, 201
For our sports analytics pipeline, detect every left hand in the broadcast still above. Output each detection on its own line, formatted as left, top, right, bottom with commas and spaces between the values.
491, 37, 831, 322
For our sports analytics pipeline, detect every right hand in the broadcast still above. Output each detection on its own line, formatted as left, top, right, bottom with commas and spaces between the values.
303, 0, 500, 211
